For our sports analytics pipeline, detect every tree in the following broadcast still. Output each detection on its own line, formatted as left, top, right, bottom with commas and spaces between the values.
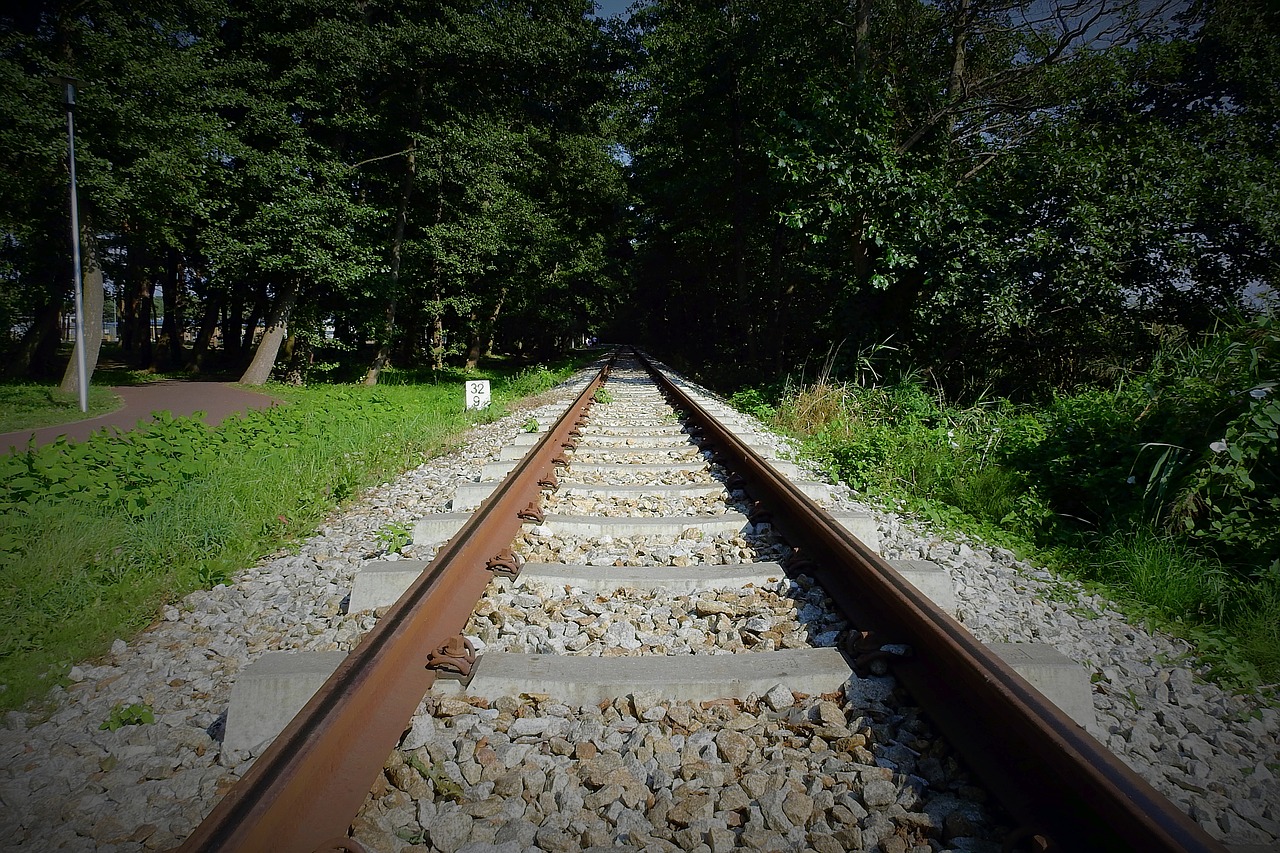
627, 0, 1276, 398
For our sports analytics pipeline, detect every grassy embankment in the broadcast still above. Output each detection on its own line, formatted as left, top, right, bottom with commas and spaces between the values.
0, 357, 592, 712
730, 317, 1279, 689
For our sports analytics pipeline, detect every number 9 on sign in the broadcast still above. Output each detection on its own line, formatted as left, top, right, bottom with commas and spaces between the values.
465, 380, 491, 411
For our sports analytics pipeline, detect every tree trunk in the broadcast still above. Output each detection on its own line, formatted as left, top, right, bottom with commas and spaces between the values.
767, 222, 791, 376
239, 280, 298, 385
240, 288, 267, 360
9, 291, 60, 379
482, 284, 508, 357
428, 183, 446, 372
430, 303, 445, 372
134, 273, 155, 369
727, 9, 752, 364
190, 289, 221, 372
118, 247, 140, 353
59, 227, 105, 395
365, 139, 417, 386
851, 0, 871, 79
159, 249, 186, 368
224, 288, 243, 355
282, 330, 312, 385
946, 0, 971, 140
464, 310, 482, 371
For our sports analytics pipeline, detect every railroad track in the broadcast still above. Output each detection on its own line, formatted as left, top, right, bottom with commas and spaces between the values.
172, 350, 1226, 853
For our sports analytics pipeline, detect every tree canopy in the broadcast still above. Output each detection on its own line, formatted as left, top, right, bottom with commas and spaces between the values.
624, 0, 1278, 396
1, 0, 1275, 393
1, 0, 629, 383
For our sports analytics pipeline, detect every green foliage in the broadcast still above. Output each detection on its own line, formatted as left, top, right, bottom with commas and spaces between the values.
1, 369, 579, 710
503, 367, 559, 400
2, 0, 626, 382
728, 388, 776, 422
1093, 532, 1236, 623
521, 417, 540, 433
628, 0, 1279, 399
748, 315, 1280, 683
100, 702, 154, 731
592, 387, 614, 405
2, 412, 223, 518
374, 522, 413, 555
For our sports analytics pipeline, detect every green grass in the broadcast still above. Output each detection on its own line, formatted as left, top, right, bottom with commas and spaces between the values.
0, 384, 123, 434
729, 340, 1280, 690
1093, 532, 1235, 623
0, 357, 591, 711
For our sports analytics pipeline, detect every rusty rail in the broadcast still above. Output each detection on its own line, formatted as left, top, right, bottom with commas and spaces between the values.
638, 351, 1225, 853
177, 356, 612, 853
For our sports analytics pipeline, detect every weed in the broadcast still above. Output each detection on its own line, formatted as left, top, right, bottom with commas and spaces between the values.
593, 387, 614, 405
1093, 531, 1237, 623
375, 522, 414, 555
100, 703, 154, 731
729, 387, 776, 422
396, 829, 428, 844
522, 417, 540, 433
409, 754, 462, 801
503, 365, 558, 398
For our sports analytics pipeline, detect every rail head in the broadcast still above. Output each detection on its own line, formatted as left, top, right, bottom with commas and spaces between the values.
636, 349, 1225, 853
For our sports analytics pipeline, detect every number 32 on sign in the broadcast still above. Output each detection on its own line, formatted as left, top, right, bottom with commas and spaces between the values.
465, 380, 491, 411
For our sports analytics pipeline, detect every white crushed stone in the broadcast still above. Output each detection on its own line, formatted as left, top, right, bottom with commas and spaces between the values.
0, 357, 1274, 852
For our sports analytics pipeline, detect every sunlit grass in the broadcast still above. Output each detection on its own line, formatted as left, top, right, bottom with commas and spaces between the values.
0, 358, 592, 711
0, 384, 122, 434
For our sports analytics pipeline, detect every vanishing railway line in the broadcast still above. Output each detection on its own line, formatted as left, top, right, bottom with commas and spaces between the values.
174, 350, 1223, 853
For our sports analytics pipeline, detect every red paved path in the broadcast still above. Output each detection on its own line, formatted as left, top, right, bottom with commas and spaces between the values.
1, 381, 282, 454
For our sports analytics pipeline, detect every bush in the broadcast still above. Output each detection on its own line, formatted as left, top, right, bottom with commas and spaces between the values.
737, 315, 1279, 683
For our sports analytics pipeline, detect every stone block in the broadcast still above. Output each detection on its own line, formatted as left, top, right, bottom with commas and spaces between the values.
887, 560, 957, 616
223, 651, 346, 755
830, 512, 882, 554
461, 648, 852, 705
541, 513, 750, 538
452, 481, 498, 512
498, 444, 532, 461
349, 559, 429, 612
988, 642, 1095, 729
412, 512, 470, 545
516, 562, 785, 594
481, 461, 516, 480
791, 481, 831, 503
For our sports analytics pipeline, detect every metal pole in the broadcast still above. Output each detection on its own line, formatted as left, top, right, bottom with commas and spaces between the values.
64, 80, 88, 413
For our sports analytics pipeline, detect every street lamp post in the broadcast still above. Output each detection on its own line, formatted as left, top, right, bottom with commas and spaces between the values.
61, 77, 88, 413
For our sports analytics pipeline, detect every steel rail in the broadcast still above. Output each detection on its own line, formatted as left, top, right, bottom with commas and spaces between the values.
176, 356, 613, 853
639, 352, 1225, 853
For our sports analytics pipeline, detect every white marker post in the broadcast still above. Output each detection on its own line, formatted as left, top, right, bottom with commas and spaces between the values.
465, 379, 491, 411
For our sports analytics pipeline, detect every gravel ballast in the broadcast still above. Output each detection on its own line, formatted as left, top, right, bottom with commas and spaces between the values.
0, 361, 1275, 852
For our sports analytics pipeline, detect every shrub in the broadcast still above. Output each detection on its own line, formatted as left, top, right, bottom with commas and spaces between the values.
738, 315, 1279, 682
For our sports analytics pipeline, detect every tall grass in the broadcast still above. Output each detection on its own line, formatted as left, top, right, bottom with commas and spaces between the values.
0, 360, 586, 711
1094, 532, 1235, 622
